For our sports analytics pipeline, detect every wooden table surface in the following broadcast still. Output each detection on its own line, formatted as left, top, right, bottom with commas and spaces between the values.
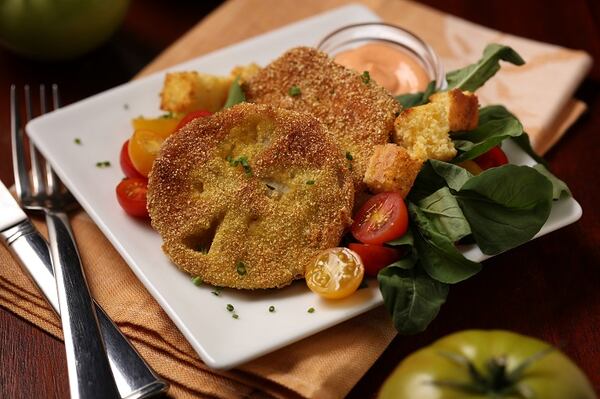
1, 0, 599, 397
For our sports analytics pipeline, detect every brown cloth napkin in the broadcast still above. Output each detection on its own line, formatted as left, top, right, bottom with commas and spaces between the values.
0, 0, 592, 398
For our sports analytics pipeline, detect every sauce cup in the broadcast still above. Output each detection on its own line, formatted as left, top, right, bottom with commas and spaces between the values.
317, 22, 446, 94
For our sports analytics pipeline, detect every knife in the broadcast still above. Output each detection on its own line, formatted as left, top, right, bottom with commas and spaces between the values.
0, 181, 168, 399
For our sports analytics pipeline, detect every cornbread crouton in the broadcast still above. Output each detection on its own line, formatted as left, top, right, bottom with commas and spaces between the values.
393, 89, 479, 161
160, 71, 232, 113
363, 144, 423, 198
245, 47, 399, 189
230, 63, 262, 84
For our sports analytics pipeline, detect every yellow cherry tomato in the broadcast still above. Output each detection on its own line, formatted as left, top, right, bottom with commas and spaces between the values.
131, 116, 180, 139
305, 247, 364, 299
128, 129, 164, 177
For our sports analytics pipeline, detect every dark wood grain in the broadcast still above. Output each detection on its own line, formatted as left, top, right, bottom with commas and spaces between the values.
0, 1, 598, 398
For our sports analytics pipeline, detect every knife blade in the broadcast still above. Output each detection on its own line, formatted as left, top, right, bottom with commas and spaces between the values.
0, 180, 168, 399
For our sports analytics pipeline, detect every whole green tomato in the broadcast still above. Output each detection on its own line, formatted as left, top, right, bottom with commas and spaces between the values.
0, 0, 129, 60
379, 330, 597, 399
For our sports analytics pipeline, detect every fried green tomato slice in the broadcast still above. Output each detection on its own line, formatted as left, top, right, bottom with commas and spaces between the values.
147, 103, 354, 289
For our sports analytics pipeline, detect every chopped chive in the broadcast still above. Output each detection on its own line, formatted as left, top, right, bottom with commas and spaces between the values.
191, 276, 203, 286
232, 313, 239, 319
95, 161, 111, 168
74, 138, 82, 145
361, 71, 371, 84
345, 151, 354, 161
228, 155, 252, 176
226, 304, 234, 312
159, 111, 174, 119
307, 307, 315, 313
211, 287, 222, 296
288, 85, 301, 97
269, 305, 275, 313
236, 261, 247, 276
306, 180, 315, 185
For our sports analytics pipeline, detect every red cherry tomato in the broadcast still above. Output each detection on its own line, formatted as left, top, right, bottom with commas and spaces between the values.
175, 109, 212, 131
119, 140, 144, 179
116, 178, 149, 218
474, 146, 509, 170
351, 192, 409, 245
348, 243, 402, 277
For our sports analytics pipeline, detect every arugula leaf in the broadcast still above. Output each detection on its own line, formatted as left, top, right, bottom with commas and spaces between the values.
378, 264, 449, 334
533, 164, 572, 200
446, 44, 525, 91
223, 77, 246, 109
452, 105, 524, 163
418, 187, 471, 242
410, 204, 482, 284
395, 81, 437, 109
456, 165, 553, 255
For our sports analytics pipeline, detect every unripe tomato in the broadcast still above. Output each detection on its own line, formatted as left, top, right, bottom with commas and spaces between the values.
0, 0, 130, 60
379, 330, 596, 399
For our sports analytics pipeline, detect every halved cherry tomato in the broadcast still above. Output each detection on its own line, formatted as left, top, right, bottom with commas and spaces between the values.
116, 178, 149, 218
119, 140, 144, 179
175, 109, 212, 131
132, 116, 181, 139
348, 243, 402, 277
351, 192, 409, 245
305, 247, 364, 299
474, 146, 509, 170
128, 129, 165, 177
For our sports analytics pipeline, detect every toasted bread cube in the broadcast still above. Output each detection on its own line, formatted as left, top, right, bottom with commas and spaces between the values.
393, 89, 478, 161
363, 144, 424, 198
230, 63, 262, 84
160, 71, 232, 113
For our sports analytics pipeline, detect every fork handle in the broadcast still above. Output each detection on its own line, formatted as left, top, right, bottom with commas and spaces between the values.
2, 220, 168, 399
46, 210, 121, 399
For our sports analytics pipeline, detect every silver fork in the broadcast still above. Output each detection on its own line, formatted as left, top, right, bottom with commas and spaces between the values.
11, 84, 168, 399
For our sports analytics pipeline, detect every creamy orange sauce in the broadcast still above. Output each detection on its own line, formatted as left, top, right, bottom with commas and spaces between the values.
334, 42, 430, 95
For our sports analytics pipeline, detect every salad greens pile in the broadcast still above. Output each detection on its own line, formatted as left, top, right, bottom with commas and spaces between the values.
380, 44, 571, 334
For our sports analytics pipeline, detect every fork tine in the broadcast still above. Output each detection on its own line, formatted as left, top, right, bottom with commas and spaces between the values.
25, 85, 46, 197
39, 84, 60, 195
10, 84, 31, 200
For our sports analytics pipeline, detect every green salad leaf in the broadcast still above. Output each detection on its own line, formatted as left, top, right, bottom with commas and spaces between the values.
456, 165, 553, 255
378, 263, 449, 334
223, 77, 246, 109
409, 160, 472, 202
417, 187, 471, 242
386, 229, 417, 270
452, 105, 524, 163
410, 203, 481, 284
533, 164, 572, 200
395, 81, 437, 108
446, 44, 525, 91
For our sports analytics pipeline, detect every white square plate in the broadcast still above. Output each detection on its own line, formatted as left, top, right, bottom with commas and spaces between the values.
27, 4, 582, 369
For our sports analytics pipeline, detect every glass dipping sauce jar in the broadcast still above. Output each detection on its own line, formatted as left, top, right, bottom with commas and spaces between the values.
317, 23, 445, 96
